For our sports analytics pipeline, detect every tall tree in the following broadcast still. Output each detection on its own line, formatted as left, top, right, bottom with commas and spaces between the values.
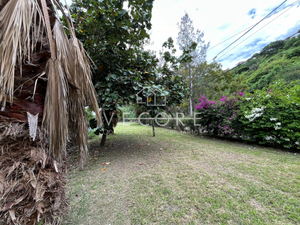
177, 12, 209, 116
70, 0, 156, 146
135, 37, 193, 136
0, 0, 101, 224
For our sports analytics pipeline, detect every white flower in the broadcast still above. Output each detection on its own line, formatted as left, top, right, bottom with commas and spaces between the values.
245, 107, 265, 121
270, 118, 278, 121
265, 136, 275, 140
274, 122, 281, 130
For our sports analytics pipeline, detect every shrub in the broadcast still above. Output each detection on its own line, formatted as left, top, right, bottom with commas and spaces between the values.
194, 93, 244, 137
239, 80, 300, 149
195, 81, 300, 149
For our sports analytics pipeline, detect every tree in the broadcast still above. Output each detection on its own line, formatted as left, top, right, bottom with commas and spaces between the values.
70, 0, 156, 146
136, 37, 193, 136
0, 0, 101, 224
177, 12, 210, 116
193, 61, 249, 101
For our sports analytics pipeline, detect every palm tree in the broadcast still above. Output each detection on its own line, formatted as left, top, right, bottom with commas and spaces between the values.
0, 0, 101, 224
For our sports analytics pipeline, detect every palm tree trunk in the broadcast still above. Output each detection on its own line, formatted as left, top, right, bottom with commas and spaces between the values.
0, 1, 68, 224
0, 1, 101, 224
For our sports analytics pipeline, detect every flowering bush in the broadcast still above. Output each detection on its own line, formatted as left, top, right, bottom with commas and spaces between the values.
194, 92, 243, 137
195, 80, 300, 149
239, 80, 300, 149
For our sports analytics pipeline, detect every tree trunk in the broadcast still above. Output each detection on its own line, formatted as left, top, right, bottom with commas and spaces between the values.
189, 65, 193, 117
152, 119, 155, 137
0, 1, 82, 224
0, 125, 68, 225
100, 132, 107, 147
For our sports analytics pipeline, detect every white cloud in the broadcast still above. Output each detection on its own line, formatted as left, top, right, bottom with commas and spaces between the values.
64, 0, 300, 69
147, 0, 300, 69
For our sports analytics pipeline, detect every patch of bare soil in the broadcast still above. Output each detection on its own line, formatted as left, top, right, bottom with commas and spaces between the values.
64, 134, 165, 224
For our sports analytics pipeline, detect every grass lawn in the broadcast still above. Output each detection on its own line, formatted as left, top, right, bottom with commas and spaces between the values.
63, 123, 300, 225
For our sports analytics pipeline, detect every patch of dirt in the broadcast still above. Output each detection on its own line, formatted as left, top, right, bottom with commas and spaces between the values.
249, 199, 265, 212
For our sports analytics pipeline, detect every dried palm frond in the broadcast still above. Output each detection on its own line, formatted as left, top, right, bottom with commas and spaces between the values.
40, 0, 55, 60
42, 59, 68, 163
68, 88, 89, 166
0, 0, 45, 107
68, 38, 102, 127
0, 123, 67, 225
52, 19, 102, 164
53, 20, 72, 80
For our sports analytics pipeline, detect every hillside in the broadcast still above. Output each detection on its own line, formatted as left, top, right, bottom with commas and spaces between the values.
233, 34, 300, 91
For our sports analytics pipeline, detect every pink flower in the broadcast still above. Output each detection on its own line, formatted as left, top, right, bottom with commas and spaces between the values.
220, 95, 228, 102
238, 91, 244, 97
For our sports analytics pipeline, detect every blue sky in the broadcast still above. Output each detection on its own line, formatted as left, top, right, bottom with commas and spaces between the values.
66, 0, 300, 69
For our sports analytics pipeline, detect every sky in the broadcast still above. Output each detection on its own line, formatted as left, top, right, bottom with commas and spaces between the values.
66, 0, 300, 69
146, 0, 300, 69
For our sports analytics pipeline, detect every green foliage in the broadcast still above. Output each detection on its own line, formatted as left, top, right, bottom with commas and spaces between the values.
286, 46, 300, 59
136, 37, 192, 122
85, 107, 99, 139
191, 80, 300, 149
194, 94, 243, 137
260, 40, 284, 56
234, 35, 300, 91
85, 107, 96, 121
284, 36, 299, 50
88, 128, 99, 140
193, 61, 249, 101
121, 105, 137, 120
238, 80, 300, 149
70, 2, 191, 139
70, 0, 156, 112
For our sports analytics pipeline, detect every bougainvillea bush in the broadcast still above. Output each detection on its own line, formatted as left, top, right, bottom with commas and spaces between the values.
194, 93, 243, 137
195, 80, 300, 149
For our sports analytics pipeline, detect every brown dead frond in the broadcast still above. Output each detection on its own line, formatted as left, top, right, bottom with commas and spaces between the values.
0, 0, 45, 107
68, 38, 102, 127
53, 20, 72, 81
0, 124, 67, 225
42, 59, 68, 163
68, 88, 89, 166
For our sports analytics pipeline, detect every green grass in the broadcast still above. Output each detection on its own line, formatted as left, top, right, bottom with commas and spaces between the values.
63, 123, 300, 225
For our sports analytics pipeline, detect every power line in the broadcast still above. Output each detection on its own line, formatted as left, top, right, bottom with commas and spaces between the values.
211, 0, 288, 61
217, 0, 300, 61
208, 0, 299, 52
285, 29, 300, 40
208, 25, 257, 52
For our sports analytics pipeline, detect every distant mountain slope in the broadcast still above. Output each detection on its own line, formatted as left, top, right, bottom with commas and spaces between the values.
233, 34, 300, 91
